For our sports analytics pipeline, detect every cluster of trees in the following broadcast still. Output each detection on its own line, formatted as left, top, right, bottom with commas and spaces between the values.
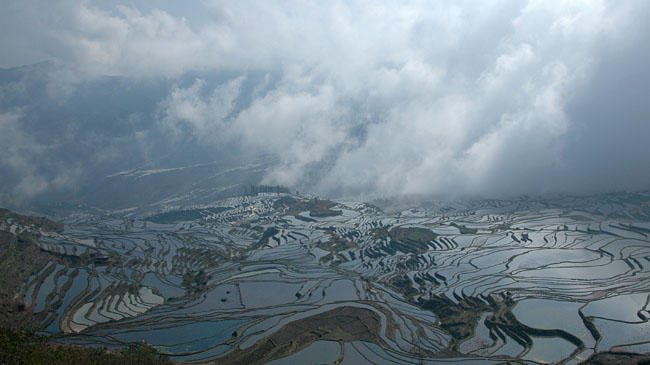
0, 327, 171, 364
242, 184, 290, 196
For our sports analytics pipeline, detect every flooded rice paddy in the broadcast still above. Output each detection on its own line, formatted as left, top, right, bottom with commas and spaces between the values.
12, 192, 650, 363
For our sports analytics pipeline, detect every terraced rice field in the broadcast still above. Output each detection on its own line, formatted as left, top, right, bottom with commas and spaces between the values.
5, 192, 650, 363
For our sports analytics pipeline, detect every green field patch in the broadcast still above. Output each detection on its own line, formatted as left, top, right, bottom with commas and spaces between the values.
145, 207, 231, 224
450, 222, 478, 234
273, 197, 342, 217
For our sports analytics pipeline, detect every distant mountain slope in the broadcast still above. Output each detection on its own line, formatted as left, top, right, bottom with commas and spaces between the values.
81, 160, 272, 212
0, 62, 272, 212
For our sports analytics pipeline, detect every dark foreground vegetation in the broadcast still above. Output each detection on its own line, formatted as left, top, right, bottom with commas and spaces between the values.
580, 351, 650, 364
0, 327, 171, 365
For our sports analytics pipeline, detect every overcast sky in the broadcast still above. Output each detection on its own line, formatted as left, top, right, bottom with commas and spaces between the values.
1, 0, 650, 201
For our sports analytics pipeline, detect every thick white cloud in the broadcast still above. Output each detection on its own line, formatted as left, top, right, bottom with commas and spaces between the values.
2, 0, 650, 199
158, 77, 244, 142
0, 110, 82, 204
